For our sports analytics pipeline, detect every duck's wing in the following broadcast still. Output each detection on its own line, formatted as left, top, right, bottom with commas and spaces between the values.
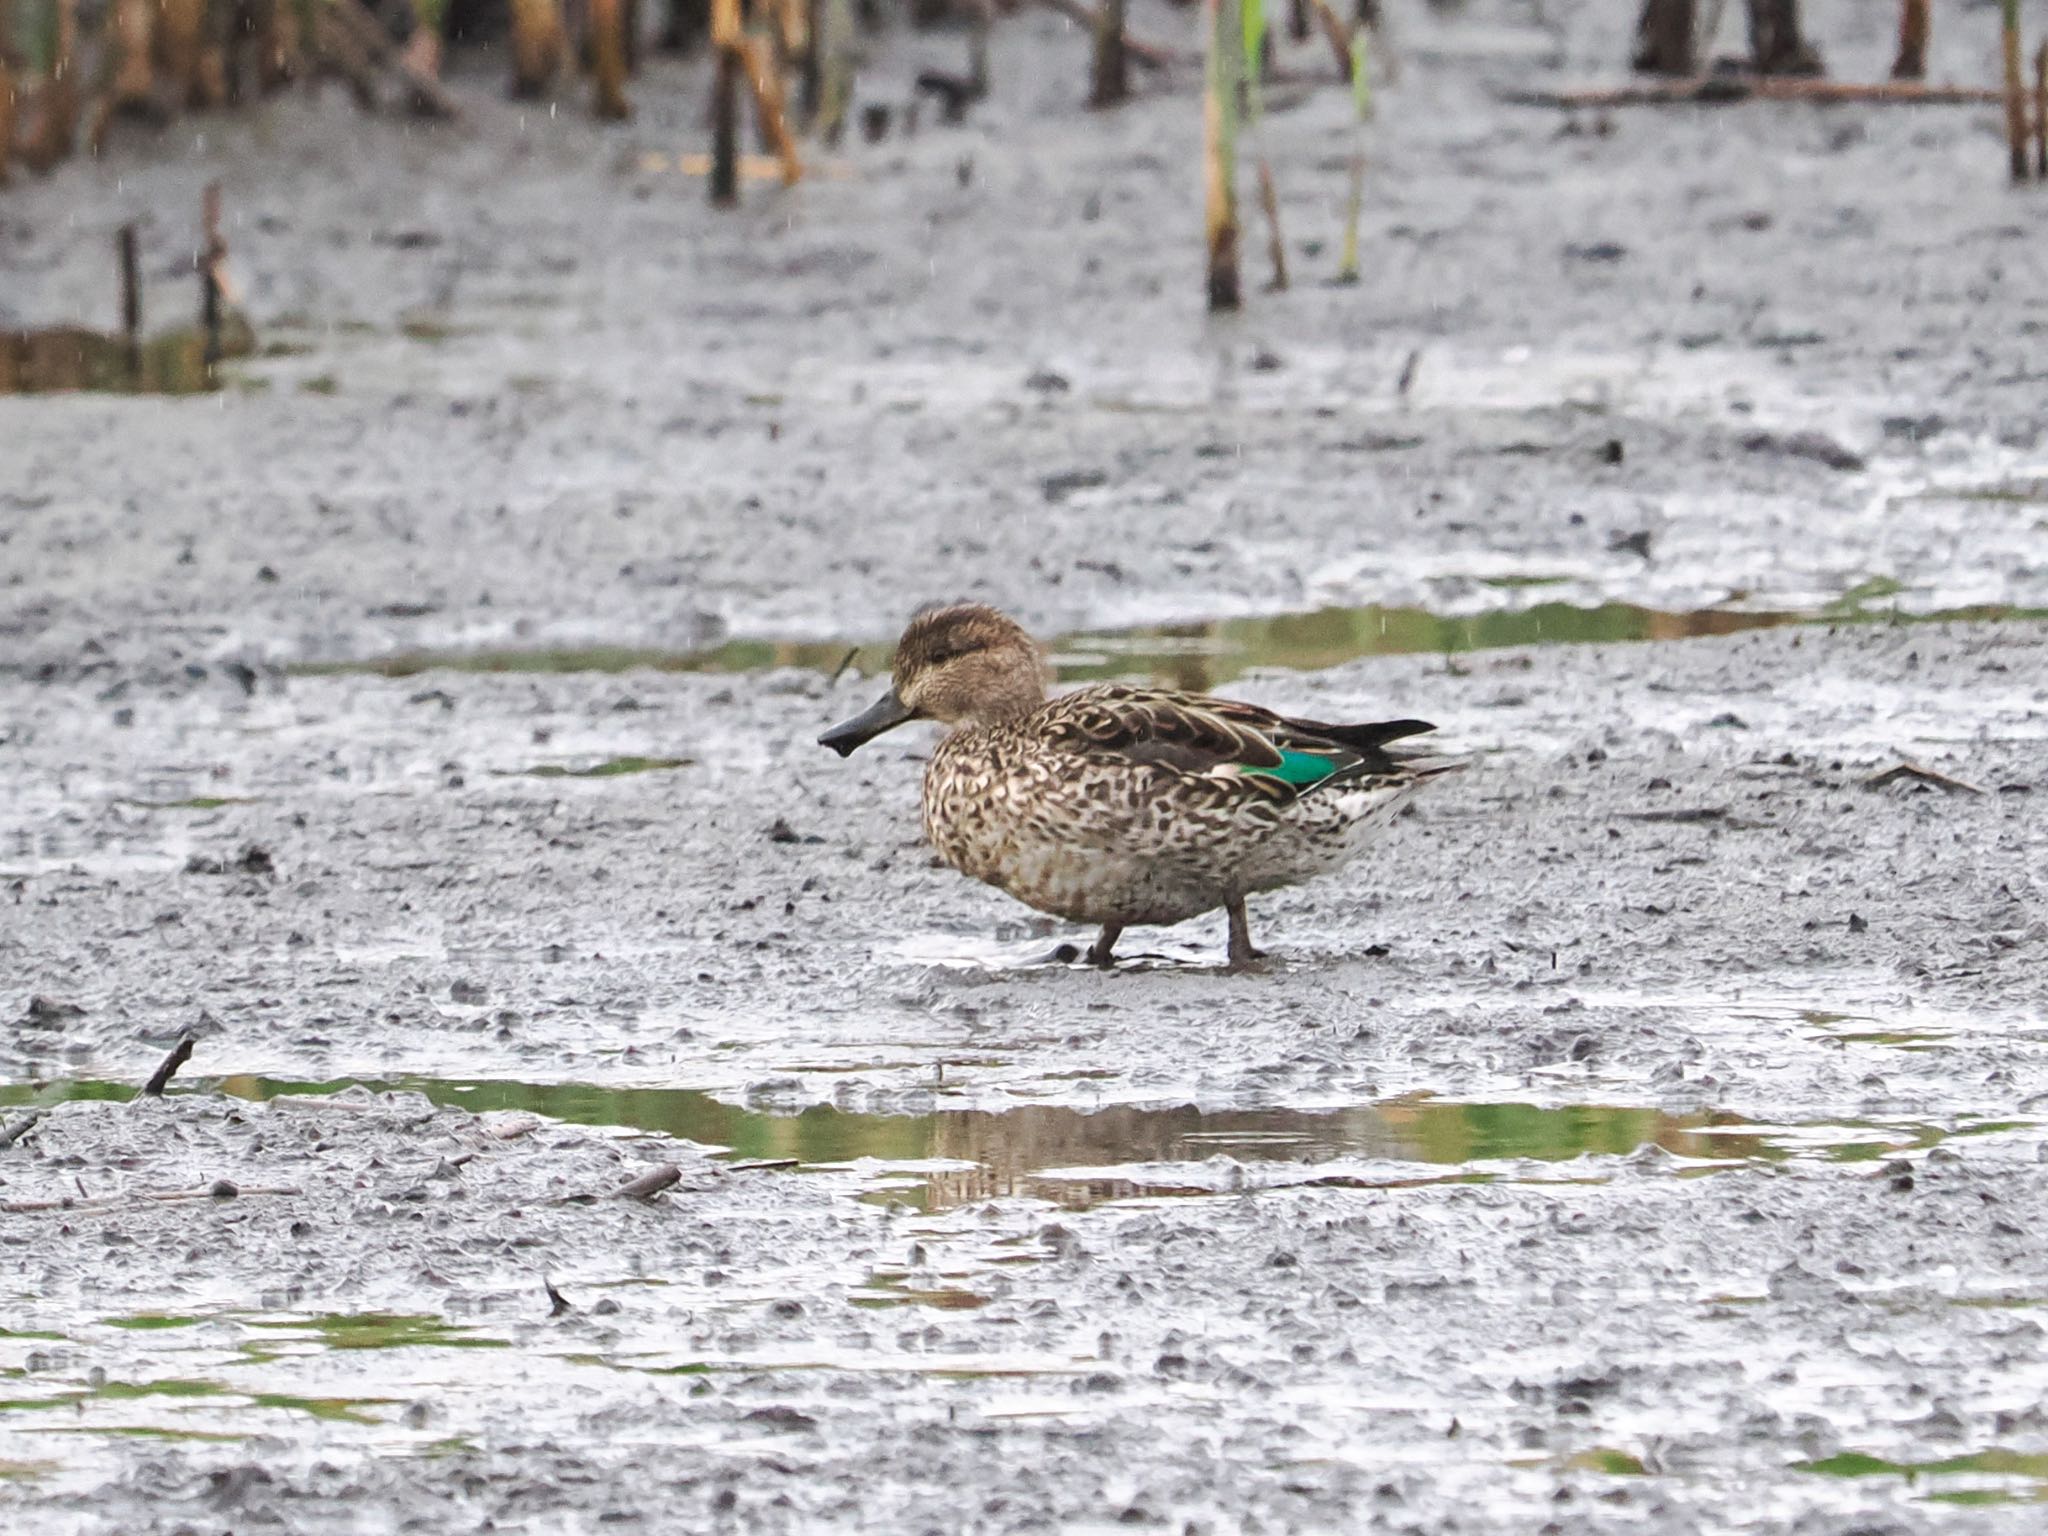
1040, 686, 1441, 803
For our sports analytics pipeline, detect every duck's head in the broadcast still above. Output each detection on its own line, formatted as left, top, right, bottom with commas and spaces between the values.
818, 603, 1050, 757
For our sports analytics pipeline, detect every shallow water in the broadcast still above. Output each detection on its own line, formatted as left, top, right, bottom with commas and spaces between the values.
0, 1076, 2009, 1213
292, 596, 2045, 692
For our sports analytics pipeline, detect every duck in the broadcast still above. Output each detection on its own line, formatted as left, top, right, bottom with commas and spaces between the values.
818, 603, 1459, 970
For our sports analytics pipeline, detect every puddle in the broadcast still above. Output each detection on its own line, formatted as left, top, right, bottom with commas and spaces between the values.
2, 321, 257, 396
1, 1076, 2005, 1213
1799, 1449, 2048, 1506
292, 598, 2044, 692
503, 756, 693, 780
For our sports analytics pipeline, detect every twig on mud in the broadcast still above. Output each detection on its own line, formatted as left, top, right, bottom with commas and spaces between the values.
2, 1182, 302, 1215
612, 1163, 683, 1199
1506, 77, 2003, 109
142, 1035, 196, 1097
1864, 761, 1985, 796
1623, 807, 1728, 824
726, 1157, 800, 1172
1032, 0, 1185, 70
0, 1110, 46, 1151
828, 648, 861, 685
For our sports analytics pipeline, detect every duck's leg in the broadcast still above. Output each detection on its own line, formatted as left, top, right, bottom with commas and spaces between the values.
1225, 899, 1267, 971
1085, 923, 1123, 968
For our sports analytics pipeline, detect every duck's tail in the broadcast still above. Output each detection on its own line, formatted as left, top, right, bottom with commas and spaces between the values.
1278, 715, 1467, 784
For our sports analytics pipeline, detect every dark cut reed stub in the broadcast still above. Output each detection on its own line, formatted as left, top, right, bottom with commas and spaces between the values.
591, 0, 633, 118
1746, 0, 1823, 77
712, 34, 743, 206
2035, 43, 2047, 177
1890, 0, 1928, 81
508, 0, 569, 97
1631, 0, 1694, 78
1089, 0, 1129, 110
2002, 0, 2031, 184
118, 223, 142, 375
199, 182, 226, 370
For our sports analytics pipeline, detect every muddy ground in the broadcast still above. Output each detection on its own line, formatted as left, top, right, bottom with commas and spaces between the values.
4, 0, 2048, 1529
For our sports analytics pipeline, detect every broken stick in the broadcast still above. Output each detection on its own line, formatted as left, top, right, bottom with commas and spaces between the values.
612, 1163, 682, 1199
1508, 78, 2003, 109
143, 1034, 196, 1097
1863, 761, 1985, 796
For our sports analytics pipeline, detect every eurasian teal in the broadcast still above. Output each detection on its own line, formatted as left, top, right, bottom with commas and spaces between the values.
820, 604, 1458, 968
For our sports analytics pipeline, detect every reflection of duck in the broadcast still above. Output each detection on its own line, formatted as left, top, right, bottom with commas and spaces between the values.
820, 604, 1461, 969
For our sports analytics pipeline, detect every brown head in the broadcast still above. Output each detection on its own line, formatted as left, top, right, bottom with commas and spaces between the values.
818, 604, 1050, 757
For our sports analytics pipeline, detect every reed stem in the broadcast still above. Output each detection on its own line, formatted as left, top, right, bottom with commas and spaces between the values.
119, 223, 142, 339
711, 0, 743, 205
1890, 0, 1927, 80
199, 182, 225, 369
1631, 0, 1694, 77
1203, 0, 1243, 311
1089, 0, 1128, 109
2002, 0, 2028, 183
2035, 41, 2047, 179
509, 0, 568, 97
591, 0, 632, 119
0, 50, 13, 186
1337, 27, 1370, 283
814, 0, 854, 144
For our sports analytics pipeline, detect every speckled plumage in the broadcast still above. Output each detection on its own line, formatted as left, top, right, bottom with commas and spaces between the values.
923, 684, 1444, 930
820, 605, 1459, 968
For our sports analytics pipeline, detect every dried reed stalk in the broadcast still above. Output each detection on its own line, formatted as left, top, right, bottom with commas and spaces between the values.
160, 0, 207, 106
736, 33, 801, 182
1337, 27, 1369, 283
1089, 0, 1128, 107
591, 0, 632, 118
110, 0, 157, 104
2002, 0, 2028, 182
20, 0, 80, 171
1890, 0, 1926, 80
1203, 0, 1243, 310
0, 52, 13, 185
256, 0, 306, 91
312, 5, 380, 108
1307, 0, 1352, 79
1034, 0, 1181, 71
508, 0, 567, 96
778, 0, 808, 56
401, 0, 447, 114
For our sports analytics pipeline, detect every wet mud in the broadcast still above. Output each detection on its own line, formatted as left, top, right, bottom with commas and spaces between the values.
4, 0, 2048, 1529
